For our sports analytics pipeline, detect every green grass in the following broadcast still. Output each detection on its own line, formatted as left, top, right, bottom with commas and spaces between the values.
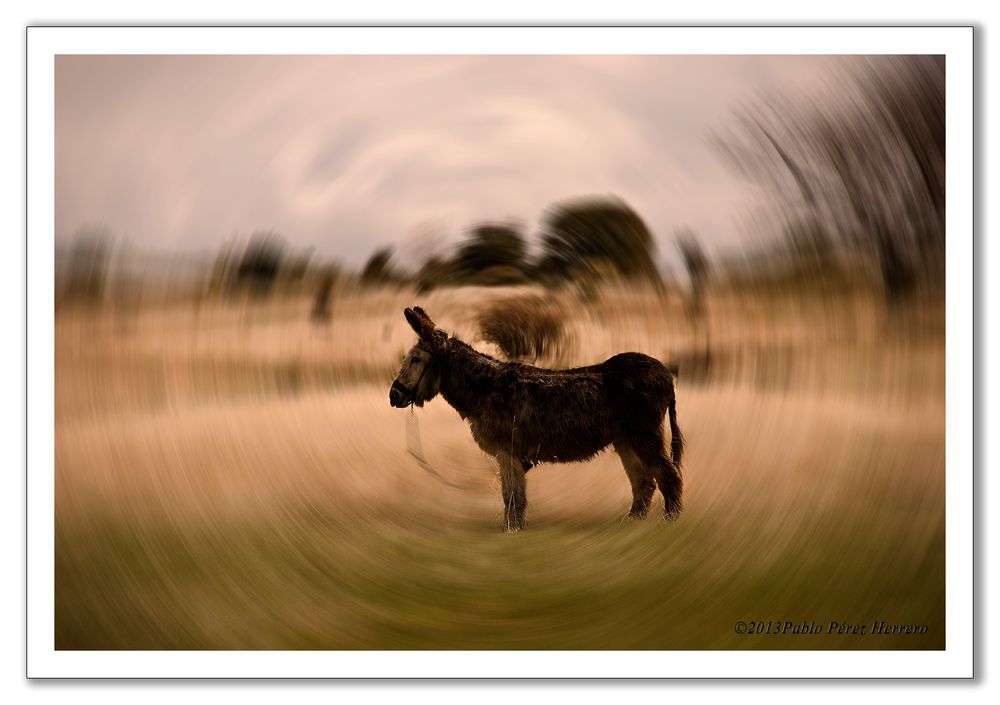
55, 495, 944, 650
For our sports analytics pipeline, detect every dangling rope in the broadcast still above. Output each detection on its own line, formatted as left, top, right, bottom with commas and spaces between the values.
405, 406, 480, 490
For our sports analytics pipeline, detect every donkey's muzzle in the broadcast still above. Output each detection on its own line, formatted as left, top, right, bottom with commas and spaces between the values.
389, 379, 413, 408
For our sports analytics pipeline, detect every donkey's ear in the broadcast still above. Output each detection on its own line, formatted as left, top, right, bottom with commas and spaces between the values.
404, 307, 422, 335
404, 307, 434, 338
412, 306, 435, 327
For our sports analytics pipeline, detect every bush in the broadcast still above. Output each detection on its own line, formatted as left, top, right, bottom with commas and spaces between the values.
477, 296, 567, 361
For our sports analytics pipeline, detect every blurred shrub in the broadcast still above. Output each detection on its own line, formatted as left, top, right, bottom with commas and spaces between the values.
477, 296, 567, 361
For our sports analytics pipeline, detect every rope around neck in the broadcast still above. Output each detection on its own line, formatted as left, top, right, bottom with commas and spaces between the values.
405, 407, 481, 491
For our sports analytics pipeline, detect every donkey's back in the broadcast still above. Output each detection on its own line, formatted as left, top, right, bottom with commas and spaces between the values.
494, 352, 678, 466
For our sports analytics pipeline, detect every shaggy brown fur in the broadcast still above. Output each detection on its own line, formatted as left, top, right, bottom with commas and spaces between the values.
390, 306, 684, 532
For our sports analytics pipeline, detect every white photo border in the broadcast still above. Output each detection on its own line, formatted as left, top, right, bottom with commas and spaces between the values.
26, 25, 974, 679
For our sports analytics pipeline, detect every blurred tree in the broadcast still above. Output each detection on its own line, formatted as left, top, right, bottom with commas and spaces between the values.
415, 222, 530, 290
783, 216, 832, 264
361, 246, 396, 285
717, 56, 944, 301
311, 264, 339, 324
63, 226, 112, 305
414, 255, 452, 294
208, 241, 237, 298
676, 227, 712, 368
676, 227, 709, 317
283, 247, 314, 286
453, 222, 529, 283
539, 196, 660, 285
235, 231, 286, 297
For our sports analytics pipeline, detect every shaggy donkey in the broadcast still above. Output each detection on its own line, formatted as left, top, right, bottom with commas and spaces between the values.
389, 306, 684, 532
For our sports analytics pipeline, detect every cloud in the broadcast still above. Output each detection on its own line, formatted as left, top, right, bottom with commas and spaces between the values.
55, 54, 843, 265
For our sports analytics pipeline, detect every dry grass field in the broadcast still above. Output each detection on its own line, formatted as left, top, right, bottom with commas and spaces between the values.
54, 282, 945, 649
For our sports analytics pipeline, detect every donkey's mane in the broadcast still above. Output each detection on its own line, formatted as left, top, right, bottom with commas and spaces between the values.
437, 335, 507, 421
439, 334, 605, 418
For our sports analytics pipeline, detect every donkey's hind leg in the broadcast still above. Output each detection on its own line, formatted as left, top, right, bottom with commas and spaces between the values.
497, 451, 527, 532
632, 430, 683, 520
614, 443, 656, 519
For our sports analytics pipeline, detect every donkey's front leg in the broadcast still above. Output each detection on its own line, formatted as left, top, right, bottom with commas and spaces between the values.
497, 451, 527, 532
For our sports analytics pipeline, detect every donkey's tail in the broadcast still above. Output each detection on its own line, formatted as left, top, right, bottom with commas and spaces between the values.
667, 379, 684, 472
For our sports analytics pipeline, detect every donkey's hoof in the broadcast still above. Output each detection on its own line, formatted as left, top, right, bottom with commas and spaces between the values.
503, 518, 525, 533
664, 510, 681, 522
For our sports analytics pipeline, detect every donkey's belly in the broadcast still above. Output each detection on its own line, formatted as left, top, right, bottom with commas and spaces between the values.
515, 417, 613, 464
533, 440, 609, 464
467, 415, 611, 464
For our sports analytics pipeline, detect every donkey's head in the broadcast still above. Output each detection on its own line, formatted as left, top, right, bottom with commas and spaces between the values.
389, 307, 448, 408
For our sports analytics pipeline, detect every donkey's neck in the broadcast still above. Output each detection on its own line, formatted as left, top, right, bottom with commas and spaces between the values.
439, 338, 503, 420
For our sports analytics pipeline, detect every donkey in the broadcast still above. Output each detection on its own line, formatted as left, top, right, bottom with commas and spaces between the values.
389, 306, 684, 532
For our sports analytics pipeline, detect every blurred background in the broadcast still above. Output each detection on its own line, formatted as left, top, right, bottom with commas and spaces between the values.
55, 54, 944, 649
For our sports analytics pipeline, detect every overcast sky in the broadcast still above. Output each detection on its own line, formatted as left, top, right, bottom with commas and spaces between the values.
55, 54, 847, 268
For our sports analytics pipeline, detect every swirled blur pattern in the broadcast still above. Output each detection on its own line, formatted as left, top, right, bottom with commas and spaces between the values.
54, 54, 944, 650
55, 280, 944, 650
